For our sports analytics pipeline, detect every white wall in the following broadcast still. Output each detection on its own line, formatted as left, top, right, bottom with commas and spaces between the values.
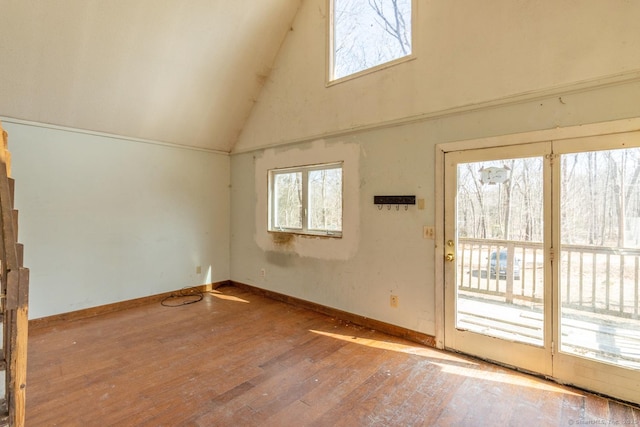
230, 0, 640, 336
231, 81, 640, 336
4, 121, 230, 319
234, 0, 640, 152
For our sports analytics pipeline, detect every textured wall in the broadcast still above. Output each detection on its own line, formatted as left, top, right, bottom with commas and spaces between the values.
231, 80, 640, 336
235, 0, 640, 152
6, 121, 230, 318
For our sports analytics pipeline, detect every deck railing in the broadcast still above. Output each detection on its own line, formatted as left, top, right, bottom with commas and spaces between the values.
457, 238, 640, 319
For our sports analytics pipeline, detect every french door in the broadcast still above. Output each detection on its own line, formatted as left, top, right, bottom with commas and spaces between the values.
443, 133, 640, 404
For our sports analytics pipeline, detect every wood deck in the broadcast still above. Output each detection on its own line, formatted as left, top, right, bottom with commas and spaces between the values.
458, 295, 640, 369
27, 285, 639, 426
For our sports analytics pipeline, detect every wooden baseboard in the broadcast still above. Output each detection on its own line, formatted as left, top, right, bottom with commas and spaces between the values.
230, 281, 436, 348
28, 280, 436, 348
29, 281, 229, 331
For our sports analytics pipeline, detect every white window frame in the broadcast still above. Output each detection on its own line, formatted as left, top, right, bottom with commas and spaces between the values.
327, 0, 417, 85
268, 162, 343, 237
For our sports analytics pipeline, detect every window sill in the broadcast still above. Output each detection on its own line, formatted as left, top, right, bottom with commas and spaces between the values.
268, 230, 343, 239
326, 54, 416, 88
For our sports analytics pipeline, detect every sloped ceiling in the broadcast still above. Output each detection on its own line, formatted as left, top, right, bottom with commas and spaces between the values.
0, 0, 301, 152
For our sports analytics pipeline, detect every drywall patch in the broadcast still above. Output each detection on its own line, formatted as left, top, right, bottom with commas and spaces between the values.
255, 139, 360, 260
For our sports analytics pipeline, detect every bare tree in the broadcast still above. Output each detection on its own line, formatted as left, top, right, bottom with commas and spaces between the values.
333, 0, 412, 79
368, 0, 411, 55
501, 160, 516, 240
450, 151, 633, 246
466, 164, 488, 238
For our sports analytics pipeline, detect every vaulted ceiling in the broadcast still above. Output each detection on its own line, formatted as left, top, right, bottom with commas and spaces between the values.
0, 0, 301, 152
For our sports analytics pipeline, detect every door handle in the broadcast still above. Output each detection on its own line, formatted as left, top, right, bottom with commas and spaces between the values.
445, 253, 455, 262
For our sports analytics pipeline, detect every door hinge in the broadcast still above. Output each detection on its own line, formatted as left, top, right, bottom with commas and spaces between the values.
551, 340, 555, 355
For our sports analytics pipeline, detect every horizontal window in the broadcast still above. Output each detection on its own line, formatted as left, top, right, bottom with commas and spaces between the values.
269, 163, 343, 237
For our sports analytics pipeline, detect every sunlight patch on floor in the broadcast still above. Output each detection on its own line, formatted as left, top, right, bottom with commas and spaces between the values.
209, 290, 250, 303
310, 329, 581, 395
431, 362, 582, 394
310, 329, 472, 361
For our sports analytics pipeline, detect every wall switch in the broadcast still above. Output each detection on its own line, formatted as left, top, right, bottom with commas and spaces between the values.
417, 198, 425, 210
390, 295, 399, 308
196, 266, 202, 274
260, 268, 266, 278
423, 226, 435, 239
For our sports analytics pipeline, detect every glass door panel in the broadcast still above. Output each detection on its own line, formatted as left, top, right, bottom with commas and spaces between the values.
444, 143, 552, 376
456, 157, 545, 346
559, 148, 640, 370
553, 135, 640, 405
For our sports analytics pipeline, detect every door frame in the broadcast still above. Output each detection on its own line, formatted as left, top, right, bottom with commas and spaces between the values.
434, 117, 640, 404
442, 143, 554, 375
550, 133, 640, 404
434, 117, 640, 349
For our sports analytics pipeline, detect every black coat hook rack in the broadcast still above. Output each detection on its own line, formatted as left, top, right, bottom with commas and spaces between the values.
374, 195, 416, 211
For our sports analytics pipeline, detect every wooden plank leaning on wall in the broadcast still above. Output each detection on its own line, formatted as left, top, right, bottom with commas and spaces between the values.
0, 120, 29, 427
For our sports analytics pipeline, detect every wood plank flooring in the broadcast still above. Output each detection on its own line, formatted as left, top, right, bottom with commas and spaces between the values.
26, 285, 639, 426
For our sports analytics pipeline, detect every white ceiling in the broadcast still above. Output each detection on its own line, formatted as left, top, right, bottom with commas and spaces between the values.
0, 0, 301, 152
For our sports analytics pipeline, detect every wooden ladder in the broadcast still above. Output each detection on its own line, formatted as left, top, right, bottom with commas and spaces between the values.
0, 121, 29, 427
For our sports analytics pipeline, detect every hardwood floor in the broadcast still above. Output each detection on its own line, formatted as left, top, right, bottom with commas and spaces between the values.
27, 285, 639, 426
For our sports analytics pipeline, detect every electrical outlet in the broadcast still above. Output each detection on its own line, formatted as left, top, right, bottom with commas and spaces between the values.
423, 226, 435, 239
390, 295, 399, 308
260, 268, 266, 278
196, 266, 202, 274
